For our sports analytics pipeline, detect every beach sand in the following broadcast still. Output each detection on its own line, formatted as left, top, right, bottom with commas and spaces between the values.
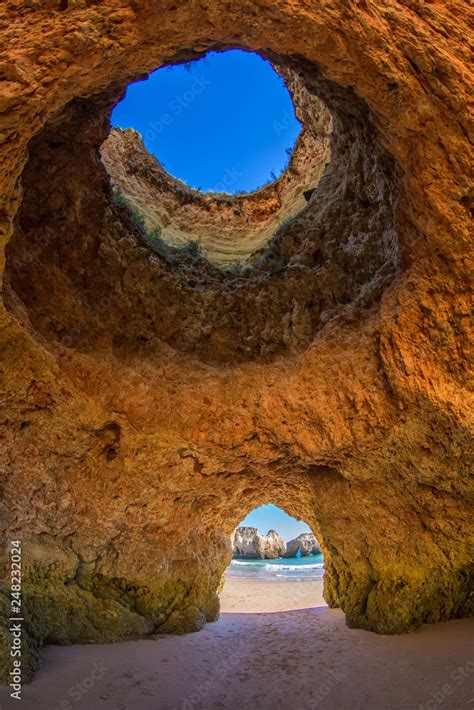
219, 575, 327, 612
1, 576, 473, 710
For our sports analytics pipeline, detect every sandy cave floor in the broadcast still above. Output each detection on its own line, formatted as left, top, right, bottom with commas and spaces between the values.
0, 578, 473, 710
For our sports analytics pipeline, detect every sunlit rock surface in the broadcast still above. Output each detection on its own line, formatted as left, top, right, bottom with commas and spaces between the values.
101, 105, 331, 268
285, 533, 321, 557
232, 527, 286, 559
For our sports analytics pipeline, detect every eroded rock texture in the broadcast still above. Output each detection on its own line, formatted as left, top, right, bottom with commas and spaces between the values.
0, 0, 472, 682
100, 69, 332, 268
232, 527, 286, 559
285, 533, 321, 558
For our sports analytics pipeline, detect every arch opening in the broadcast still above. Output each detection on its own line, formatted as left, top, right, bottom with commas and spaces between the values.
4, 48, 399, 364
110, 49, 302, 195
221, 504, 326, 613
100, 49, 333, 268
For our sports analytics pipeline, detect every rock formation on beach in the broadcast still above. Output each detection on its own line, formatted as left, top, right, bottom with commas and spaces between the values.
285, 533, 321, 558
232, 527, 286, 559
231, 527, 321, 559
0, 0, 472, 684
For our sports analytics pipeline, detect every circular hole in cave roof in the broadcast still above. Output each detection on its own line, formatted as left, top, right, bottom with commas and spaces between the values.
111, 50, 302, 194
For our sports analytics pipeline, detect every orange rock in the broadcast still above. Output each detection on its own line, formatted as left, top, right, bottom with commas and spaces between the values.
0, 0, 472, 682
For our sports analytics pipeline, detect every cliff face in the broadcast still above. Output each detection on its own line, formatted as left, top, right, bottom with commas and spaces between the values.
101, 94, 331, 268
232, 527, 286, 559
232, 529, 320, 559
285, 534, 321, 558
0, 0, 472, 683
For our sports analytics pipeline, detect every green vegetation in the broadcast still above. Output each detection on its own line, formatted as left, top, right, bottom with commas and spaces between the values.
112, 186, 128, 206
266, 142, 297, 185
250, 238, 286, 274
142, 228, 174, 260
112, 186, 144, 227
225, 260, 245, 277
112, 185, 289, 276
179, 239, 203, 258
112, 186, 204, 263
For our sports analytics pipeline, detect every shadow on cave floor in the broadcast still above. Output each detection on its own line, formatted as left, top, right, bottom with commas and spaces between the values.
2, 610, 472, 710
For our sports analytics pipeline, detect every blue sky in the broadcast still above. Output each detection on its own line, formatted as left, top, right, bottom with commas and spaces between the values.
111, 49, 301, 193
239, 504, 311, 543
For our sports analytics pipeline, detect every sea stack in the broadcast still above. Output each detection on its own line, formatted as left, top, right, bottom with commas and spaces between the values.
285, 533, 321, 558
232, 527, 286, 559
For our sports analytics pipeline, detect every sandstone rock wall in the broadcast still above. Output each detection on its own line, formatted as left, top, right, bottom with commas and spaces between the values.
100, 73, 332, 268
285, 533, 321, 558
0, 0, 472, 683
232, 527, 286, 559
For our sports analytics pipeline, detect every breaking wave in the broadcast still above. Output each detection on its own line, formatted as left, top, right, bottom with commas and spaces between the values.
228, 555, 325, 580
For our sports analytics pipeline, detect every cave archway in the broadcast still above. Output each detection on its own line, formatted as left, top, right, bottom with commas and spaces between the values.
0, 1, 472, 683
110, 49, 303, 195
222, 504, 326, 614
4, 47, 396, 362
101, 50, 332, 269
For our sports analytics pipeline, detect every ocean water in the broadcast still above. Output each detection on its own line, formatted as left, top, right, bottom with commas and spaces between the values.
227, 554, 324, 581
